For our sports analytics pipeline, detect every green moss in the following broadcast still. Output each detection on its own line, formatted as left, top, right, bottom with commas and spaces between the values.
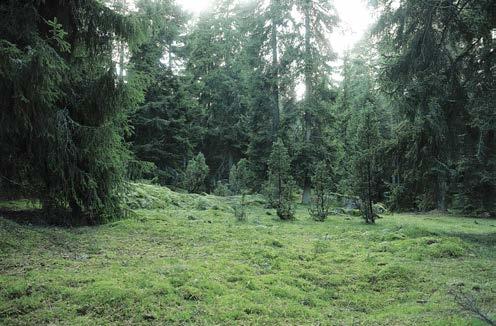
0, 188, 495, 325
374, 264, 416, 287
0, 199, 40, 211
427, 237, 467, 258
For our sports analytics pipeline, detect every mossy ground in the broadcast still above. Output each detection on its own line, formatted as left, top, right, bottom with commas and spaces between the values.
1, 184, 495, 325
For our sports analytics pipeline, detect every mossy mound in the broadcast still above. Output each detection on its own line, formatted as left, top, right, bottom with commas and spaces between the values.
122, 182, 264, 212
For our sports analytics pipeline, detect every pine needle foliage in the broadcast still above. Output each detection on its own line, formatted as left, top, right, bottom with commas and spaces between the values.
182, 153, 210, 194
265, 139, 296, 220
0, 0, 144, 224
309, 161, 334, 221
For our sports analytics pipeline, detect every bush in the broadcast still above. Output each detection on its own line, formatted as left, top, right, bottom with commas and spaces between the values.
213, 181, 229, 197
373, 202, 389, 215
195, 198, 210, 210
276, 198, 295, 220
265, 139, 296, 220
233, 194, 247, 221
182, 153, 209, 193
229, 159, 254, 195
309, 161, 334, 221
126, 159, 157, 181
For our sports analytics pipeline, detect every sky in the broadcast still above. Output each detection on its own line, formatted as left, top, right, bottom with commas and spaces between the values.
178, 0, 376, 59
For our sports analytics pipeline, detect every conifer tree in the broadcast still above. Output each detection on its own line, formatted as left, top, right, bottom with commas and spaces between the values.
293, 0, 339, 204
309, 161, 334, 221
228, 159, 253, 195
0, 0, 143, 224
265, 139, 296, 220
182, 153, 210, 194
373, 0, 496, 215
185, 0, 251, 181
353, 106, 381, 224
129, 0, 203, 186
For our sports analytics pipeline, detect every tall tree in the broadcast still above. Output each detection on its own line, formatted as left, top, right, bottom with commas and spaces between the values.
129, 0, 203, 185
294, 0, 339, 203
244, 0, 300, 185
0, 0, 143, 224
352, 105, 382, 224
374, 0, 496, 214
270, 0, 281, 138
185, 0, 252, 183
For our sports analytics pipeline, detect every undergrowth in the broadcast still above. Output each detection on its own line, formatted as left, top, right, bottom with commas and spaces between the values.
0, 184, 495, 325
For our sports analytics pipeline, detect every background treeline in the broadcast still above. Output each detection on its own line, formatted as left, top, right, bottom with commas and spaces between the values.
0, 0, 494, 224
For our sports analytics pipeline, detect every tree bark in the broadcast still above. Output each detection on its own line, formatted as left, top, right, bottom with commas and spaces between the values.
436, 176, 447, 211
169, 41, 173, 70
303, 0, 312, 141
270, 0, 280, 139
119, 41, 125, 81
302, 180, 311, 204
301, 0, 312, 205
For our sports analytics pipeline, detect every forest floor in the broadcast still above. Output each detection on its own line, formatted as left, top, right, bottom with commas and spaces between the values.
0, 184, 495, 325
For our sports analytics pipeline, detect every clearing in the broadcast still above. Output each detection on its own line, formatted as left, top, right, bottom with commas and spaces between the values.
0, 184, 495, 325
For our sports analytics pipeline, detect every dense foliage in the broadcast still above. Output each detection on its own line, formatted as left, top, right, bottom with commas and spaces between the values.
1, 0, 494, 224
265, 139, 296, 220
182, 153, 209, 194
373, 0, 496, 214
0, 0, 143, 224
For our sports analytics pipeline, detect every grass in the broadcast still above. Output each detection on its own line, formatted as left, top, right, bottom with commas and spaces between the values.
0, 184, 495, 325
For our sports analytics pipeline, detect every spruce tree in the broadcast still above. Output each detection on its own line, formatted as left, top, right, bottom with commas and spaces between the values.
0, 0, 143, 224
265, 139, 296, 220
182, 153, 210, 194
185, 1, 251, 181
373, 0, 496, 215
309, 161, 334, 221
228, 159, 253, 195
292, 0, 339, 204
352, 106, 382, 224
129, 0, 203, 186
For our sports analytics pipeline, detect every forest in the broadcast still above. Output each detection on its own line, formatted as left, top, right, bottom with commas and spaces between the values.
0, 0, 495, 324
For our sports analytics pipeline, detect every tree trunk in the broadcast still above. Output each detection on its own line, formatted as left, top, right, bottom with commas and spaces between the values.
302, 178, 311, 204
270, 0, 280, 139
303, 0, 312, 139
119, 41, 125, 81
228, 152, 234, 172
301, 0, 312, 205
365, 117, 375, 223
367, 163, 374, 223
436, 176, 447, 211
168, 41, 173, 70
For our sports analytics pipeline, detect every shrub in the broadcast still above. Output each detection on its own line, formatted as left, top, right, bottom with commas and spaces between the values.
195, 198, 210, 211
228, 159, 254, 195
213, 181, 229, 197
373, 202, 389, 215
309, 161, 334, 221
182, 153, 209, 193
265, 139, 296, 220
233, 194, 247, 222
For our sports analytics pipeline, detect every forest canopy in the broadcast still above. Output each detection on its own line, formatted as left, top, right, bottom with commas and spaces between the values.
0, 0, 494, 224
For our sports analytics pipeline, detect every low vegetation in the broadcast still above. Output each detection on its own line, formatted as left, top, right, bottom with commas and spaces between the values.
1, 184, 494, 325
